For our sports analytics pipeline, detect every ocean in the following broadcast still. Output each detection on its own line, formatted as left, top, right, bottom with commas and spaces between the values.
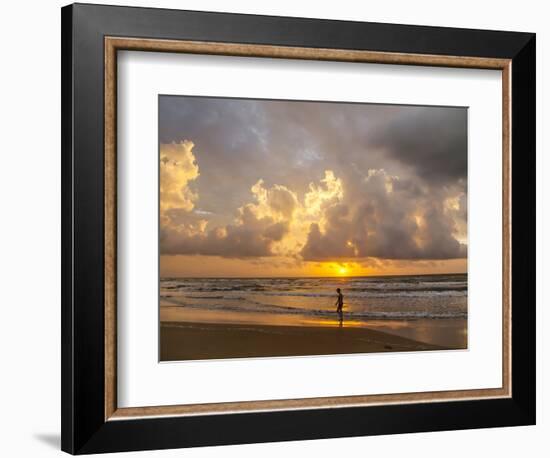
160, 273, 467, 327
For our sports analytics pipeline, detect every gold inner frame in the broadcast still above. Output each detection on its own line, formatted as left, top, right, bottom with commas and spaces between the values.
104, 36, 512, 421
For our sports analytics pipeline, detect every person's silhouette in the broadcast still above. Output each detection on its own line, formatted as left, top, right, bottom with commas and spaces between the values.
335, 288, 344, 326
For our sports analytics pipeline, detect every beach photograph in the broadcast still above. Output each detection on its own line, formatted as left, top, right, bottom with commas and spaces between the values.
159, 95, 468, 361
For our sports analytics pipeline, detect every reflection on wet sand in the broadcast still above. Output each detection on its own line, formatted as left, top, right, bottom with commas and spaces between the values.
161, 305, 466, 349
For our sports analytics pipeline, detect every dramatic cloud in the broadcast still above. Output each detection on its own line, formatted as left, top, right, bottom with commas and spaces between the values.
162, 206, 288, 258
158, 96, 468, 273
160, 140, 200, 213
161, 166, 345, 259
368, 107, 468, 183
301, 169, 466, 261
159, 145, 296, 258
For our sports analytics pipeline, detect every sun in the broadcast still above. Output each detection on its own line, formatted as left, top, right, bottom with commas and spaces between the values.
308, 261, 363, 277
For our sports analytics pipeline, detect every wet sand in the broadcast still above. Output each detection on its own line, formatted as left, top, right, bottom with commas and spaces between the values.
160, 321, 451, 361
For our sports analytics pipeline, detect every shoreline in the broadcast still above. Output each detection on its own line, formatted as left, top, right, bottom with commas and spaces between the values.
160, 320, 458, 361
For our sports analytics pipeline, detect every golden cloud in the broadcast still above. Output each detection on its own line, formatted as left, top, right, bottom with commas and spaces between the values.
160, 140, 200, 214
159, 144, 466, 262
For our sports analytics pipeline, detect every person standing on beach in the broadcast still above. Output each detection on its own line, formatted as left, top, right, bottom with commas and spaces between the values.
335, 288, 344, 327
335, 288, 344, 315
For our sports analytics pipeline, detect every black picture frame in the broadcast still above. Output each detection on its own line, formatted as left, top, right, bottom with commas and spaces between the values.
61, 3, 536, 454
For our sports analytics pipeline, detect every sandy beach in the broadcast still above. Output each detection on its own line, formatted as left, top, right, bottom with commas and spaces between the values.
160, 321, 452, 361
159, 274, 467, 361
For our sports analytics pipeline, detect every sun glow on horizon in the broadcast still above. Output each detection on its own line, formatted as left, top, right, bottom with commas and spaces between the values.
309, 262, 363, 277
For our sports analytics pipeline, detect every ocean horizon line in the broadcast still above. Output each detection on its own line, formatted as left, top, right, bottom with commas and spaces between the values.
160, 272, 467, 280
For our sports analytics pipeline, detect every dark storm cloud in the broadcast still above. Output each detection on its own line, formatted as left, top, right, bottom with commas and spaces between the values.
159, 96, 467, 261
368, 107, 468, 183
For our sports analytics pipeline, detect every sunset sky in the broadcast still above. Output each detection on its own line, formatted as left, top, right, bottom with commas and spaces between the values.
159, 96, 467, 277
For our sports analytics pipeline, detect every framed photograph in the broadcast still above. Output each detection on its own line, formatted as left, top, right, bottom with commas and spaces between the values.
61, 3, 536, 454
